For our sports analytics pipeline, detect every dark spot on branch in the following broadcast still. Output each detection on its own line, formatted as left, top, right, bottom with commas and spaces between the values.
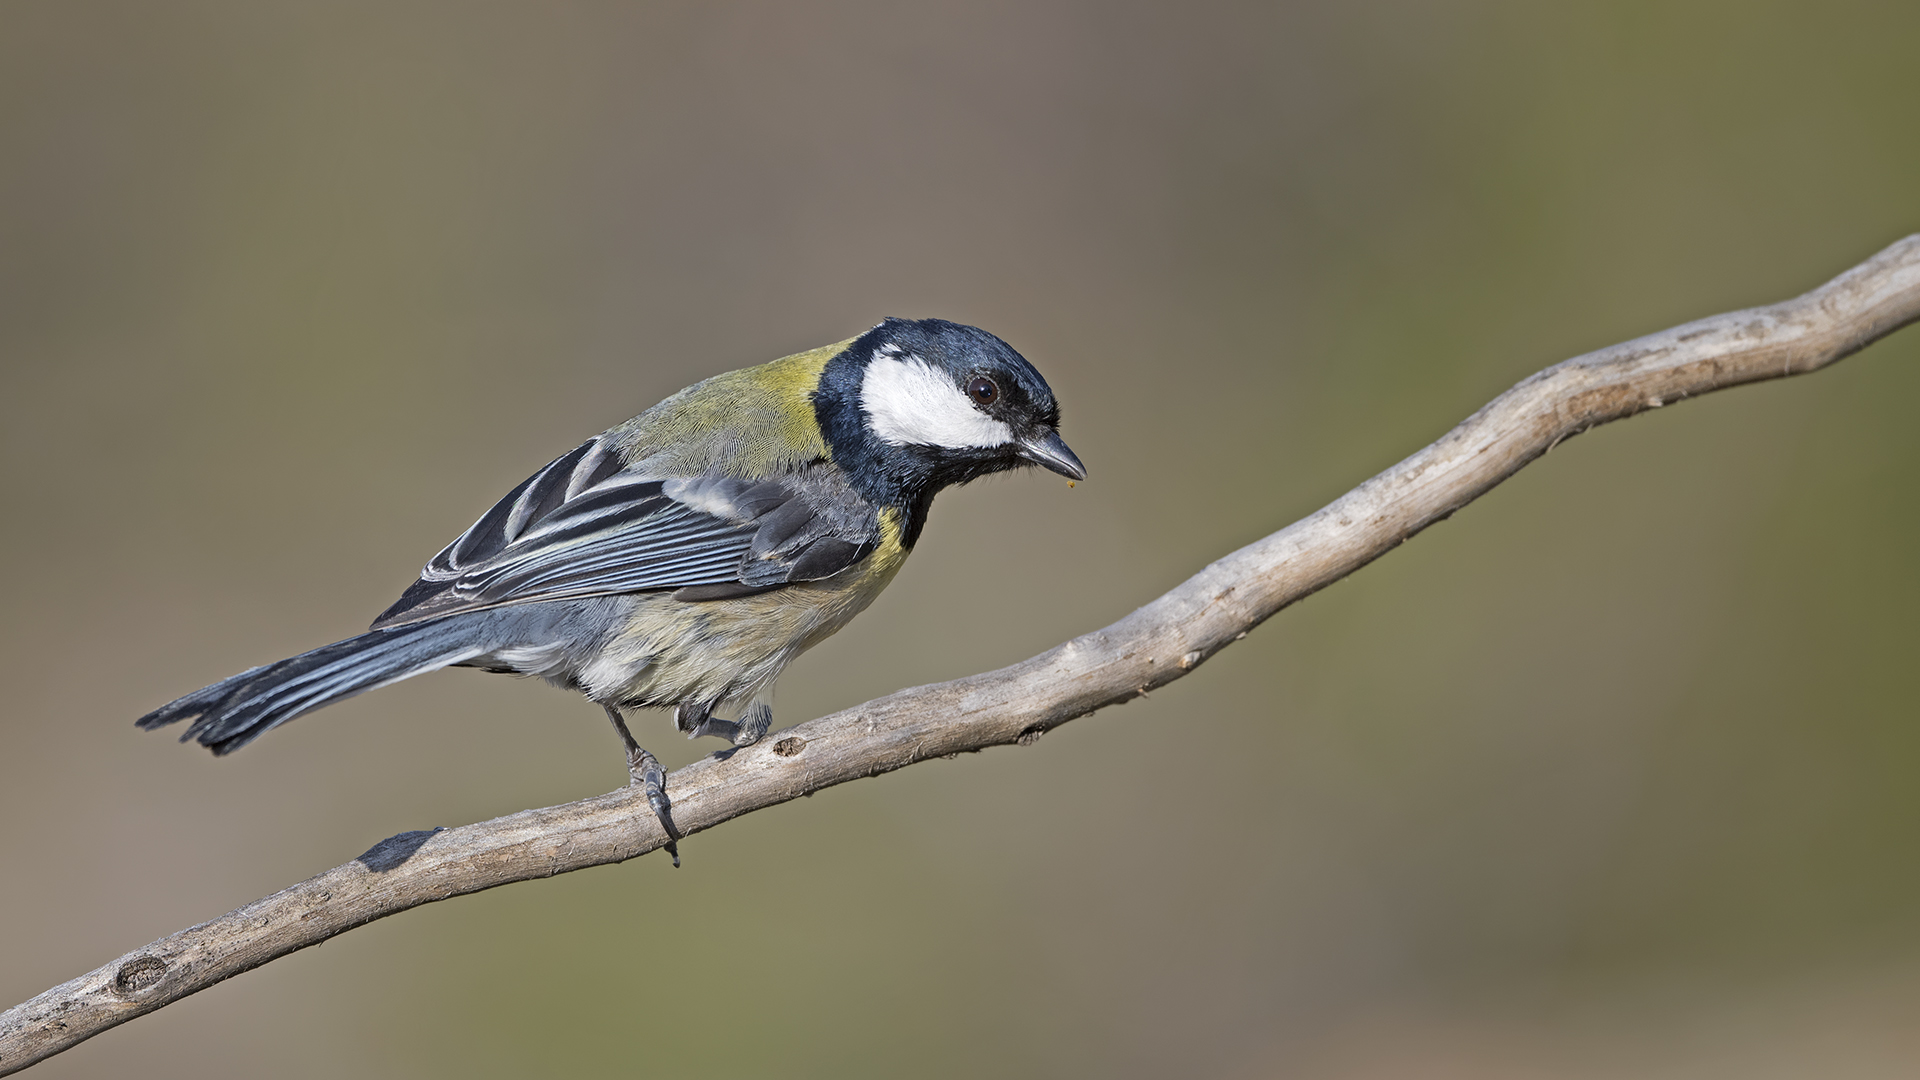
1017, 725, 1045, 746
114, 957, 166, 995
355, 828, 445, 872
772, 736, 805, 757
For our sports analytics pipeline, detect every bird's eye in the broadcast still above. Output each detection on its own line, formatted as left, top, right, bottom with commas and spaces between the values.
967, 376, 999, 407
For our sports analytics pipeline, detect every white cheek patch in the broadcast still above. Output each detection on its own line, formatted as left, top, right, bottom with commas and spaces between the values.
860, 350, 1015, 450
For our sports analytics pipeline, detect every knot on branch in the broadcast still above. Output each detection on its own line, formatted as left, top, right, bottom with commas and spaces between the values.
112, 957, 166, 996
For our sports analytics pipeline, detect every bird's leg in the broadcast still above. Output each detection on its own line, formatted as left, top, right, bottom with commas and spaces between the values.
673, 699, 713, 737
603, 704, 680, 868
680, 697, 773, 747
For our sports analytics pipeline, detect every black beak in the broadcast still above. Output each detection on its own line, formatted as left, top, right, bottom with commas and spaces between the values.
1017, 430, 1087, 481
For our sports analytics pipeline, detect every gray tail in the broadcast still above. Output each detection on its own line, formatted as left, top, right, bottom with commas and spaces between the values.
135, 621, 485, 755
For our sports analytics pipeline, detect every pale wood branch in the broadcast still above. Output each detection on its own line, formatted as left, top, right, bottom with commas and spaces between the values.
6, 236, 1919, 1075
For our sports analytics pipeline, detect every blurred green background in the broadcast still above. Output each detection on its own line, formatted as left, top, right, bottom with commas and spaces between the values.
4, 2, 1919, 1076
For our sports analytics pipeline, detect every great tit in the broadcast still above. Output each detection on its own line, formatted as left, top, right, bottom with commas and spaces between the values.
137, 318, 1084, 864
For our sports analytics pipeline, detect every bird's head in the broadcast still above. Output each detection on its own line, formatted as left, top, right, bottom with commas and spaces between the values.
817, 317, 1084, 496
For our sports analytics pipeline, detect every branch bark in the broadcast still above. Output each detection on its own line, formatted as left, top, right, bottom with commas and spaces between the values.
7, 237, 1920, 1075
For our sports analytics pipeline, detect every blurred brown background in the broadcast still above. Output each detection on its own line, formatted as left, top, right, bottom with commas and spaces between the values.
4, 2, 1919, 1077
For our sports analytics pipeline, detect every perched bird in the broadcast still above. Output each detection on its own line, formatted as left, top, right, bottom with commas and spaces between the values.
137, 318, 1085, 864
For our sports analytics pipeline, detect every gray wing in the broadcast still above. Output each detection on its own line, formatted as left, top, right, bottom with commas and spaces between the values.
371, 435, 881, 629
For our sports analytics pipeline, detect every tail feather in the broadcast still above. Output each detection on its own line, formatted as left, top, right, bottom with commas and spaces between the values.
136, 622, 486, 755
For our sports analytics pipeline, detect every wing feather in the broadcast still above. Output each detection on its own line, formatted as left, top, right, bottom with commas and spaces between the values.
371, 434, 881, 629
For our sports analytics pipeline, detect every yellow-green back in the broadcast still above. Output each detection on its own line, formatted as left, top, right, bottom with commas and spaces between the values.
609, 337, 855, 479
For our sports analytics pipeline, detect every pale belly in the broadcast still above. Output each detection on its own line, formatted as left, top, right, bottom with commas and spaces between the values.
576, 547, 904, 715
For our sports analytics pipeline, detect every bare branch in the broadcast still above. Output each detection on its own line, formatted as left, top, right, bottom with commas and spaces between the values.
6, 236, 1919, 1075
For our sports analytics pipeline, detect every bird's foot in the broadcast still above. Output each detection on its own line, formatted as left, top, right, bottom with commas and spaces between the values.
605, 704, 680, 867
623, 743, 681, 868
684, 701, 772, 747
